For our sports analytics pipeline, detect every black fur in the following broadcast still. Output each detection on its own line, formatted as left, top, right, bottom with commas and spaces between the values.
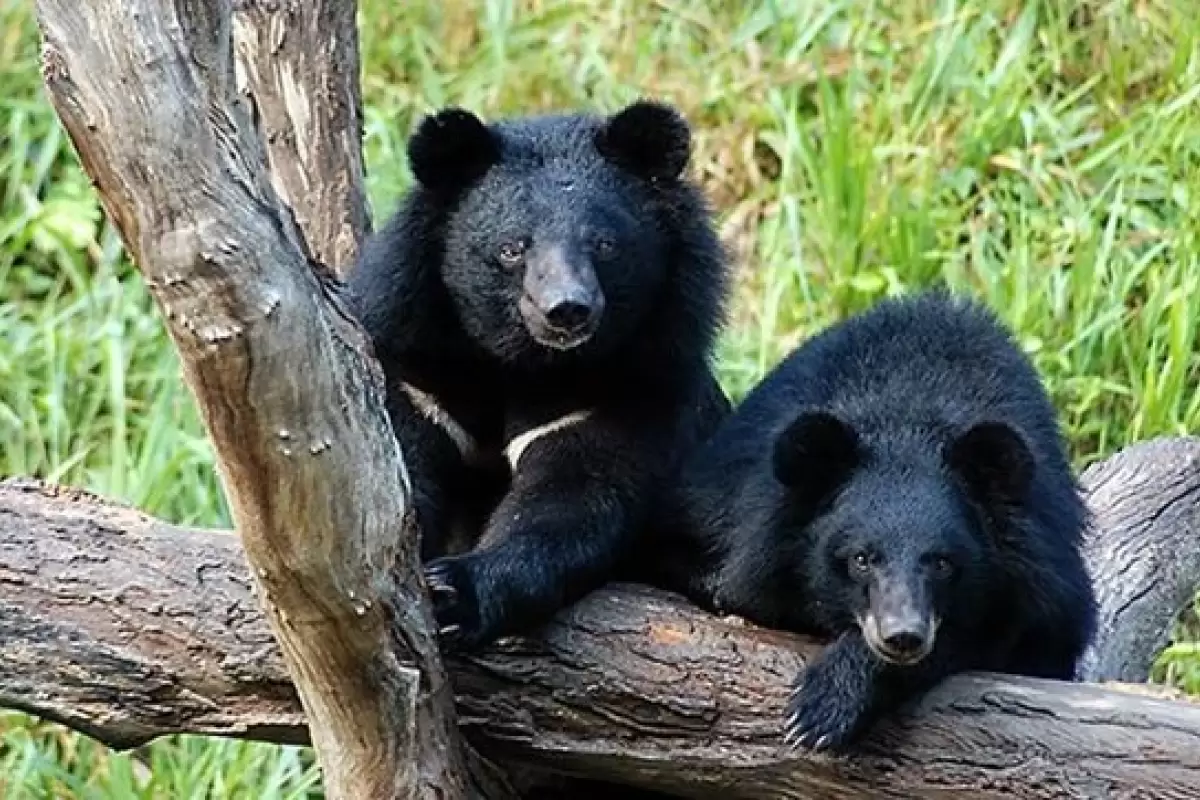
406, 107, 501, 196
349, 99, 731, 650
594, 100, 692, 182
652, 291, 1097, 752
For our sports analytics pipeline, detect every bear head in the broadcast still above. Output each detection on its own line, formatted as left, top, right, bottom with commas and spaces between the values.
753, 410, 1035, 666
405, 100, 694, 366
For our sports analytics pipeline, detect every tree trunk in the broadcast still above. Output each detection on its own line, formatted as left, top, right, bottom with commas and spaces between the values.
30, 1, 480, 797
4, 436, 1200, 798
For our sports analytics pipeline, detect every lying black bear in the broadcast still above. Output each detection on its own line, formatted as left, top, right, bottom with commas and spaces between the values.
654, 291, 1097, 752
349, 100, 730, 650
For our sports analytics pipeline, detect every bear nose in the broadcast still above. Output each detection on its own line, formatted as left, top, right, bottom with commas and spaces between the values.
544, 299, 595, 332
882, 630, 926, 656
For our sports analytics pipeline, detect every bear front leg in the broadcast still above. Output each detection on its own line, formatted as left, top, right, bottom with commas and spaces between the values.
425, 417, 652, 650
786, 629, 969, 754
784, 630, 880, 753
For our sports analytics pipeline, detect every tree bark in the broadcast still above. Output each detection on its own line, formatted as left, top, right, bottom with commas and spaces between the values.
31, 1, 473, 798
4, 437, 1200, 798
1077, 436, 1200, 684
231, 0, 370, 276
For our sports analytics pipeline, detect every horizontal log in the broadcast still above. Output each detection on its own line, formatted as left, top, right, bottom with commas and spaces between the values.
4, 436, 1200, 798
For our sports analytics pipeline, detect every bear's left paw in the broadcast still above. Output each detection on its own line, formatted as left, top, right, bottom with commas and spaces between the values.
783, 663, 867, 754
423, 556, 484, 651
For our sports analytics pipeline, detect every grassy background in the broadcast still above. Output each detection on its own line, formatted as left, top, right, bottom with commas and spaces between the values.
2, 0, 1198, 795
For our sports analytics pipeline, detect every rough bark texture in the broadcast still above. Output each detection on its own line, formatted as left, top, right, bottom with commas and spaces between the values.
4, 436, 1200, 798
231, 0, 370, 276
31, 1, 471, 798
1078, 437, 1200, 683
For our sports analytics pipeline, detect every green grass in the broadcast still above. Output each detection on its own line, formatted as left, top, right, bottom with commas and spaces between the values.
2, 0, 1199, 795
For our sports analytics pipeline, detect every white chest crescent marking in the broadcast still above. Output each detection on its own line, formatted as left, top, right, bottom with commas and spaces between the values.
398, 381, 480, 463
504, 410, 594, 470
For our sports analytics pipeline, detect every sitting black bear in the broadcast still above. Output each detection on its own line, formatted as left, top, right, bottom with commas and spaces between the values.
349, 100, 730, 650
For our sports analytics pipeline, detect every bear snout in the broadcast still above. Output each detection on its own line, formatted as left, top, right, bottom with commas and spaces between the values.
520, 244, 605, 350
860, 587, 938, 666
544, 297, 596, 332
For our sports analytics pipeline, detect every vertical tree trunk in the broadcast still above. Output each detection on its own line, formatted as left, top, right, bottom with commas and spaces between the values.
32, 1, 486, 796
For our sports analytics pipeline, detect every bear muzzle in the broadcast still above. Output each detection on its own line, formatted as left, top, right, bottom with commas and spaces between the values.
520, 244, 606, 350
860, 582, 938, 666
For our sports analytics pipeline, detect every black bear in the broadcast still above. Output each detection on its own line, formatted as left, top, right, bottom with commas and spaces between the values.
348, 100, 730, 650
653, 291, 1096, 752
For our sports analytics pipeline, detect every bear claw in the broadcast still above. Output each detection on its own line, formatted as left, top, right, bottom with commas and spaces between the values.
783, 666, 864, 754
783, 695, 856, 754
421, 557, 486, 651
428, 580, 458, 602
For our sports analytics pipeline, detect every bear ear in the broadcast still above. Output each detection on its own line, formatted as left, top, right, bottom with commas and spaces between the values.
407, 107, 500, 195
772, 411, 860, 505
946, 421, 1035, 509
595, 99, 691, 182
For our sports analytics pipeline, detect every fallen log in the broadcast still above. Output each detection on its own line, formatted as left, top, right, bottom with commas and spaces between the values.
4, 435, 1200, 798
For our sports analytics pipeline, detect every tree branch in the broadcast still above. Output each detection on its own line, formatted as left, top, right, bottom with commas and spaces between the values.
1078, 436, 1200, 683
4, 437, 1200, 798
31, 1, 471, 797
231, 0, 370, 276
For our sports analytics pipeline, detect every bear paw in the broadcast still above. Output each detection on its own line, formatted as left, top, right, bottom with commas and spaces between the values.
783, 664, 866, 754
423, 557, 484, 651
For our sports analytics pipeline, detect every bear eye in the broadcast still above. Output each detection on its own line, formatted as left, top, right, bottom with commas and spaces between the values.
594, 236, 617, 258
497, 240, 527, 267
850, 551, 871, 573
931, 556, 955, 577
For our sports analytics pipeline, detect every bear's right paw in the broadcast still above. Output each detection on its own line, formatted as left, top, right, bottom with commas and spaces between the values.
423, 557, 484, 651
783, 663, 867, 754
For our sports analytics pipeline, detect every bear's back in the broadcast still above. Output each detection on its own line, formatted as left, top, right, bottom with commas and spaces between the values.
674, 291, 1078, 547
732, 292, 1065, 465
